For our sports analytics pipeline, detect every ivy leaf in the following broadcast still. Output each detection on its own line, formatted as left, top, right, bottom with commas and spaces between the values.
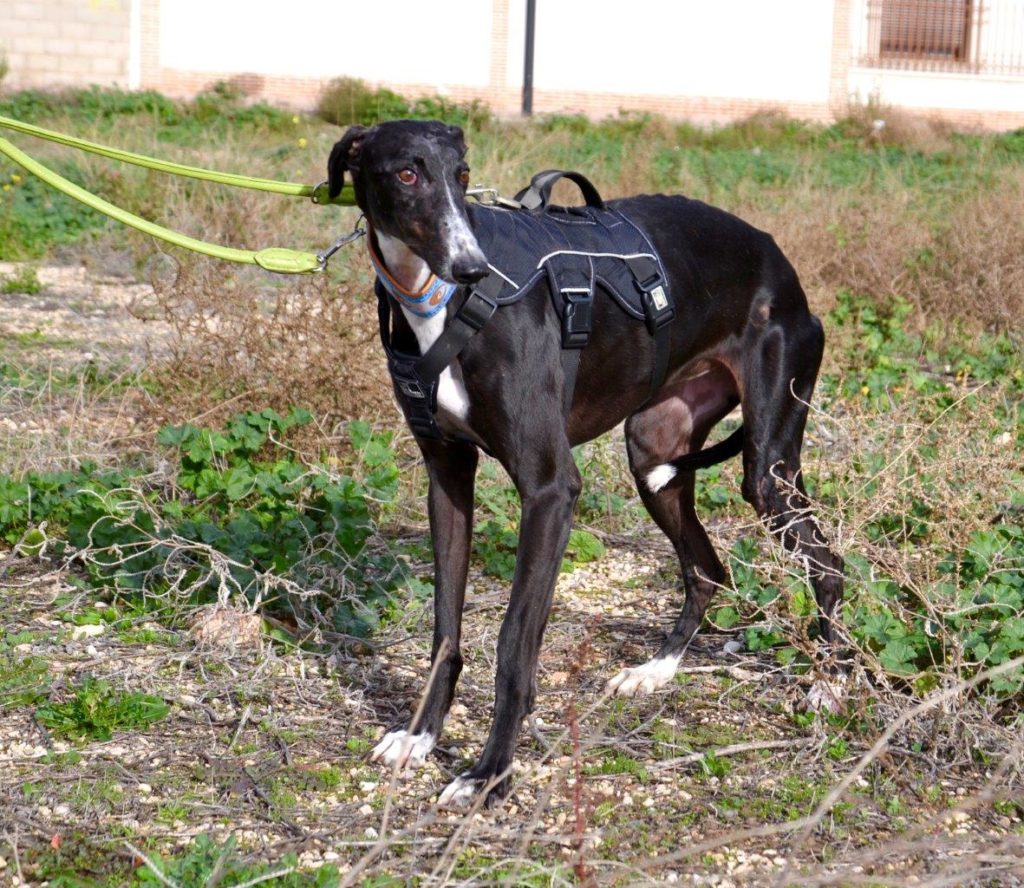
566, 529, 605, 563
880, 638, 919, 675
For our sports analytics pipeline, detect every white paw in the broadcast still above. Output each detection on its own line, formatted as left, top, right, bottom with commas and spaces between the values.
370, 730, 436, 769
606, 655, 681, 697
437, 774, 480, 808
805, 676, 847, 714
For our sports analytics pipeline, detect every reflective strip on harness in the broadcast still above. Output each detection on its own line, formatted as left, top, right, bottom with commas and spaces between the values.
376, 169, 677, 439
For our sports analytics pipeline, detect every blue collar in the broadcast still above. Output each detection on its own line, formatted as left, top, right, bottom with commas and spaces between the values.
368, 233, 457, 319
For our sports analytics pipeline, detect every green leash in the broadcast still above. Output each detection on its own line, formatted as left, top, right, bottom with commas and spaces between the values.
0, 114, 359, 273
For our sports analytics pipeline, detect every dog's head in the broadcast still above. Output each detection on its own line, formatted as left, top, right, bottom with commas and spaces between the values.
328, 120, 488, 285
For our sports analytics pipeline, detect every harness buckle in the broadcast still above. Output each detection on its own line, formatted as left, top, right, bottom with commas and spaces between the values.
641, 281, 675, 335
398, 378, 426, 400
459, 289, 498, 331
561, 289, 593, 349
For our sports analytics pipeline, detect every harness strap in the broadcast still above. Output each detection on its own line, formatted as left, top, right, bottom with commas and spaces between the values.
626, 255, 676, 400
417, 276, 501, 381
377, 274, 502, 440
514, 169, 606, 211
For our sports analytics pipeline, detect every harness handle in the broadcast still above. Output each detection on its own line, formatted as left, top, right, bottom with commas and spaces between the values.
514, 169, 605, 211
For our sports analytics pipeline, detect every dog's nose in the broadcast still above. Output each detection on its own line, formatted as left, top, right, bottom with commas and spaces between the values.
450, 256, 489, 285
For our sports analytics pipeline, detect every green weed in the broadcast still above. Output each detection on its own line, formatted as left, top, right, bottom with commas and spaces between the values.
35, 676, 169, 741
0, 409, 411, 636
0, 650, 51, 708
583, 750, 651, 782
0, 264, 42, 294
131, 834, 340, 887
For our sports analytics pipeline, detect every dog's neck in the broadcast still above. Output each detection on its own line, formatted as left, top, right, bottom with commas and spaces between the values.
374, 231, 431, 293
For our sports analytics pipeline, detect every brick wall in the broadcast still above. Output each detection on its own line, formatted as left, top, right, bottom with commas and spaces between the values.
0, 0, 132, 90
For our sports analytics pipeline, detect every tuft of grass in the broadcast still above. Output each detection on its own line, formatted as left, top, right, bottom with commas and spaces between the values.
0, 650, 51, 708
0, 264, 42, 294
315, 76, 493, 129
35, 676, 169, 741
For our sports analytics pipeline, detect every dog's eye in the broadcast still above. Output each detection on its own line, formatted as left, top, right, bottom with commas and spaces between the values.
458, 170, 470, 188
397, 169, 417, 185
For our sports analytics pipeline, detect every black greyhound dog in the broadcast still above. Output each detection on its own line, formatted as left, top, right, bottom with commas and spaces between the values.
327, 120, 844, 806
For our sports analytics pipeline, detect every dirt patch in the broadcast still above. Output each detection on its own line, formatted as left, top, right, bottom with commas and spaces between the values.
0, 261, 167, 364
2, 546, 1022, 886
1, 263, 1021, 885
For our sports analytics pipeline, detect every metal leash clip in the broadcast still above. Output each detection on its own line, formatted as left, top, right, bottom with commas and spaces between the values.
316, 215, 366, 270
466, 186, 522, 209
309, 180, 334, 205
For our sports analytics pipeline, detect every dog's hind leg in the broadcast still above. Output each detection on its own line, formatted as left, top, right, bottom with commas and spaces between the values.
609, 368, 738, 696
371, 440, 478, 769
738, 303, 846, 708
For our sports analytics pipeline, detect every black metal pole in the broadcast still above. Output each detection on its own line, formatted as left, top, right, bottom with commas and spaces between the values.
522, 0, 536, 116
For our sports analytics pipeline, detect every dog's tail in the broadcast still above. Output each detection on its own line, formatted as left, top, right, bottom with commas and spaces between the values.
643, 426, 744, 493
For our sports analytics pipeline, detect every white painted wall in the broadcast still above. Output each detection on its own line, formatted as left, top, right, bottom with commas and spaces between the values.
158, 0, 493, 88
507, 0, 836, 103
158, 0, 837, 105
848, 68, 1024, 111
153, 0, 1024, 120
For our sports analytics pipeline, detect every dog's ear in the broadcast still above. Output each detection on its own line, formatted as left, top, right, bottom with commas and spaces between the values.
446, 124, 466, 154
327, 125, 370, 199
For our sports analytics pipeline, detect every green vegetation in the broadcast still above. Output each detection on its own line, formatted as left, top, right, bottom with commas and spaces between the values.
316, 77, 493, 130
35, 676, 168, 741
0, 85, 1021, 886
0, 408, 413, 636
0, 264, 42, 294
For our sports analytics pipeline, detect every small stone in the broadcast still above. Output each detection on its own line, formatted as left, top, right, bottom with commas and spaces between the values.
364, 826, 378, 839
358, 804, 373, 816
71, 624, 104, 640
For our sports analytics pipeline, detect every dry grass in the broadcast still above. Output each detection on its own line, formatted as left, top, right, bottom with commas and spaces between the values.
145, 254, 396, 431
1, 101, 1022, 885
756, 167, 1024, 333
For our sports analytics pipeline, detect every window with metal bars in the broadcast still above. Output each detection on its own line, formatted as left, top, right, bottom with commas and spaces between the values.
860, 0, 981, 71
880, 0, 974, 62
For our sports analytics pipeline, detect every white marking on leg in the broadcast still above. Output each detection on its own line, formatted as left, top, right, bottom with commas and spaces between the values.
370, 729, 436, 769
607, 654, 682, 697
437, 774, 479, 807
645, 464, 677, 494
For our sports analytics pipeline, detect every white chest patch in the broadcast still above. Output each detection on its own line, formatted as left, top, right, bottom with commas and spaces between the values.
400, 306, 471, 420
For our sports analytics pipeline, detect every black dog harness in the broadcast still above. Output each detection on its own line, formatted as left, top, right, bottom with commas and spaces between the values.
376, 171, 675, 440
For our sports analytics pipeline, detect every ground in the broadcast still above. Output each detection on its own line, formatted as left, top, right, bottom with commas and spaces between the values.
1, 264, 1022, 887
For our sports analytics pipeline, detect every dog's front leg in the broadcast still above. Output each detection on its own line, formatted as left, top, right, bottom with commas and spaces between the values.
372, 439, 478, 770
439, 437, 582, 806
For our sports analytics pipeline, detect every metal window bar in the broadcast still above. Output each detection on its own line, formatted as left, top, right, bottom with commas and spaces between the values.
856, 0, 1024, 76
